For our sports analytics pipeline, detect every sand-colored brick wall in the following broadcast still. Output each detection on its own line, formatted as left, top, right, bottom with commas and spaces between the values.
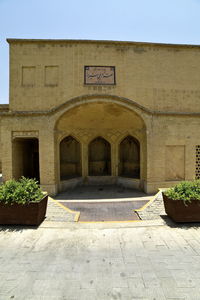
8, 39, 200, 113
1, 39, 200, 195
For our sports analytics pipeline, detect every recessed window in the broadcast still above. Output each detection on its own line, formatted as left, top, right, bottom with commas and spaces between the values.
22, 66, 35, 87
45, 66, 59, 86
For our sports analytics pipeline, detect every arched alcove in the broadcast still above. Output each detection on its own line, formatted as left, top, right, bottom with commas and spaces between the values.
60, 136, 81, 180
55, 100, 147, 191
119, 136, 140, 178
89, 137, 111, 176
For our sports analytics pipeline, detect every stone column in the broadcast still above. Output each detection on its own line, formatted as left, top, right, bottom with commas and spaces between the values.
111, 143, 118, 176
81, 143, 88, 177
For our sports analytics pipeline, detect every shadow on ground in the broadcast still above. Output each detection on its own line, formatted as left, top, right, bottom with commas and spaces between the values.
160, 215, 200, 229
0, 224, 39, 232
54, 185, 151, 200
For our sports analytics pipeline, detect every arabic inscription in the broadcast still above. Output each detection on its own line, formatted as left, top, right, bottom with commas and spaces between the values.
84, 66, 115, 85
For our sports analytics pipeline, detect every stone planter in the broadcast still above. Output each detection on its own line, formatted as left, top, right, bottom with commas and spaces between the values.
0, 194, 48, 225
163, 193, 200, 222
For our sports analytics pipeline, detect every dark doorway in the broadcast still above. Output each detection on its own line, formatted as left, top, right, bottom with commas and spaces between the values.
60, 136, 81, 180
12, 138, 40, 182
89, 137, 111, 176
119, 136, 140, 178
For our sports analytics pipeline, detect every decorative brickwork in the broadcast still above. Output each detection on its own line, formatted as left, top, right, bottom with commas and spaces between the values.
196, 145, 200, 179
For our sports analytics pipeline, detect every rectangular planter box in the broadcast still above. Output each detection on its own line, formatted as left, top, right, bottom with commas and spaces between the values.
0, 195, 48, 226
163, 193, 200, 222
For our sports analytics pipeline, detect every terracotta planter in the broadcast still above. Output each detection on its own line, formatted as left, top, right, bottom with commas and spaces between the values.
0, 194, 48, 226
163, 193, 200, 222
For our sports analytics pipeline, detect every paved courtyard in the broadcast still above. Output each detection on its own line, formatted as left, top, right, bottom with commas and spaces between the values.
1, 220, 200, 299
1, 188, 200, 300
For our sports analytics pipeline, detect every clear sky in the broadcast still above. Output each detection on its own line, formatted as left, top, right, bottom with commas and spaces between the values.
0, 0, 200, 104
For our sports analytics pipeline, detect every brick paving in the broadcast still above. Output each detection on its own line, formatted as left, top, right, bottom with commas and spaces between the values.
45, 198, 75, 222
50, 185, 155, 222
45, 187, 166, 223
62, 200, 148, 222
137, 191, 166, 220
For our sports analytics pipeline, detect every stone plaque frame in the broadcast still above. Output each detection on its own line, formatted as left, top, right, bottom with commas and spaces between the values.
12, 131, 39, 139
84, 66, 116, 85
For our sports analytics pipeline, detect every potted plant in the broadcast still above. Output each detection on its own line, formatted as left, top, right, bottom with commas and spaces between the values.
162, 180, 200, 222
0, 177, 48, 225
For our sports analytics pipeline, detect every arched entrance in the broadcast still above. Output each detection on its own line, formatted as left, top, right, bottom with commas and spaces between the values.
12, 138, 40, 182
119, 136, 140, 178
55, 98, 147, 192
89, 137, 111, 176
60, 136, 81, 180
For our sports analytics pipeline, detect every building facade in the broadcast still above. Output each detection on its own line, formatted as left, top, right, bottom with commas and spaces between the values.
0, 38, 200, 195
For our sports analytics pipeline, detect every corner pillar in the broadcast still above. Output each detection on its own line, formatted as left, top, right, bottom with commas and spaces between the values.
39, 129, 57, 196
1, 130, 13, 181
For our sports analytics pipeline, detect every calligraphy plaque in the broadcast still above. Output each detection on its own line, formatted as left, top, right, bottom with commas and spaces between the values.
84, 66, 116, 85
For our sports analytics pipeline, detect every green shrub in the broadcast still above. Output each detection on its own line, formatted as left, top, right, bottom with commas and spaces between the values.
164, 180, 200, 205
0, 177, 44, 205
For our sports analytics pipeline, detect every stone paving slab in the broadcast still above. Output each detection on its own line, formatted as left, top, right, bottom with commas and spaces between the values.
41, 219, 167, 229
1, 223, 200, 299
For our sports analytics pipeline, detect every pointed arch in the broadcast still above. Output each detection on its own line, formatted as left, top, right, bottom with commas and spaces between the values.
60, 135, 81, 180
119, 135, 140, 178
89, 136, 111, 176
54, 94, 148, 130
